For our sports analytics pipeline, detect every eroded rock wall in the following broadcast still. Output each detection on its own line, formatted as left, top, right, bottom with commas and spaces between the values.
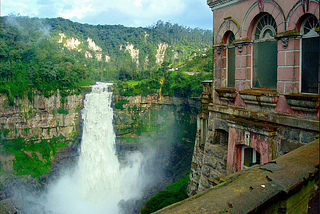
0, 92, 83, 141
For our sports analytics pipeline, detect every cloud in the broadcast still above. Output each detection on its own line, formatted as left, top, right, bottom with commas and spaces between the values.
58, 4, 94, 19
36, 0, 55, 6
0, 0, 212, 29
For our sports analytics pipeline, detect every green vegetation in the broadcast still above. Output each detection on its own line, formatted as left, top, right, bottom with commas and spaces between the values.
172, 48, 213, 73
115, 71, 211, 98
0, 16, 212, 104
2, 134, 68, 178
141, 175, 189, 214
114, 99, 129, 110
116, 102, 197, 152
57, 107, 69, 115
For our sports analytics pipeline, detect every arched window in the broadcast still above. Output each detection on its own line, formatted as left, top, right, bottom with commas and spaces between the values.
301, 15, 319, 94
254, 14, 277, 40
253, 14, 278, 89
227, 32, 236, 87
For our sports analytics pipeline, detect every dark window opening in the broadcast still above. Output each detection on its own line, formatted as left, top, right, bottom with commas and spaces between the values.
228, 47, 236, 87
215, 129, 229, 146
243, 147, 253, 167
227, 32, 235, 88
302, 37, 319, 93
242, 146, 261, 169
253, 41, 277, 88
253, 14, 278, 89
301, 15, 319, 94
201, 118, 207, 146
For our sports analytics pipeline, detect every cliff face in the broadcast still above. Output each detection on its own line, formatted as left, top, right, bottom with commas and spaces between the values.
114, 95, 201, 174
0, 92, 83, 141
114, 94, 201, 211
114, 94, 201, 139
0, 91, 84, 200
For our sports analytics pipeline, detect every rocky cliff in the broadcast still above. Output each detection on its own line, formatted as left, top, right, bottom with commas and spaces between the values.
114, 94, 201, 139
113, 94, 201, 212
0, 92, 83, 141
0, 90, 84, 204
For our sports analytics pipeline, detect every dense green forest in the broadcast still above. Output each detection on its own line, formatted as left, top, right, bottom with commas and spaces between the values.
0, 15, 212, 103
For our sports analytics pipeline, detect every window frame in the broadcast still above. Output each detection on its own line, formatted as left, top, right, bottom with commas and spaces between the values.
241, 146, 261, 170
227, 32, 236, 88
300, 15, 320, 94
252, 13, 278, 89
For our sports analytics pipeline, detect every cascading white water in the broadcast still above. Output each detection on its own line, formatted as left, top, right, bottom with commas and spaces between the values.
79, 82, 122, 206
41, 82, 144, 214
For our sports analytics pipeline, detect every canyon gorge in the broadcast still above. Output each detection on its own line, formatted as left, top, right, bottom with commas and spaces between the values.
0, 85, 201, 213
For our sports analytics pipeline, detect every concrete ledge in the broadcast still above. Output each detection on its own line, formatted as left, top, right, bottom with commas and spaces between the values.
154, 140, 319, 213
208, 104, 319, 132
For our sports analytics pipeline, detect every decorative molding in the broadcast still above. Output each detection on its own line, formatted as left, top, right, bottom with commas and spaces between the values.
216, 18, 241, 43
237, 44, 244, 53
217, 47, 222, 55
213, 44, 226, 55
301, 0, 310, 13
274, 31, 301, 48
286, 0, 319, 31
258, 0, 264, 12
232, 39, 252, 53
226, 20, 230, 30
241, 0, 285, 37
281, 37, 289, 49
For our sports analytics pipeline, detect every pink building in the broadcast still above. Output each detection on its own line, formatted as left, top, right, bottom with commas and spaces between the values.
188, 0, 319, 196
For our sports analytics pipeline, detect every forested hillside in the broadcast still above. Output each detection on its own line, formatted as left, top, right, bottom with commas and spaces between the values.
0, 15, 212, 102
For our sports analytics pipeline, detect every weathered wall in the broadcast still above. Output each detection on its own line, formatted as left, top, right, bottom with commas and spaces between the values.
155, 139, 319, 214
188, 81, 319, 196
188, 101, 319, 196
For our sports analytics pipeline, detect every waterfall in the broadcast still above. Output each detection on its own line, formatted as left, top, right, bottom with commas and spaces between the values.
40, 82, 143, 214
79, 82, 122, 206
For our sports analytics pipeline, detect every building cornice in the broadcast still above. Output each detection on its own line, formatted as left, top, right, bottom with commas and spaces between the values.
207, 0, 244, 11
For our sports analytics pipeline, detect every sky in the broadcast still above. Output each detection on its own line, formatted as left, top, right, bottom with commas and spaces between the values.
0, 0, 213, 29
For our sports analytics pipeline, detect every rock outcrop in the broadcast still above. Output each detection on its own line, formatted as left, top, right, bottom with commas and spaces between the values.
156, 43, 168, 65
125, 43, 140, 64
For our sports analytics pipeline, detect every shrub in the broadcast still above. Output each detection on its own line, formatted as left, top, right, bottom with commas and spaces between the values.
57, 107, 69, 114
141, 174, 189, 214
114, 99, 129, 110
